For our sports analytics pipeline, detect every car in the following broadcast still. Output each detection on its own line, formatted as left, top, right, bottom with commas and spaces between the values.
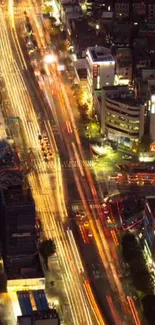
36, 218, 42, 230
122, 155, 132, 160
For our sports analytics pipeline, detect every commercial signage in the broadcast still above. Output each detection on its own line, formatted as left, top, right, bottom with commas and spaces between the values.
93, 64, 99, 78
150, 143, 155, 152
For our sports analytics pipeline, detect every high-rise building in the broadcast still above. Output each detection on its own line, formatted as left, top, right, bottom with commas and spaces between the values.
86, 46, 115, 93
0, 171, 45, 292
101, 85, 145, 146
0, 177, 36, 259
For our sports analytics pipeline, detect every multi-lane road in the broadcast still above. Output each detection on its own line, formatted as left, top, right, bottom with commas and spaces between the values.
0, 1, 143, 325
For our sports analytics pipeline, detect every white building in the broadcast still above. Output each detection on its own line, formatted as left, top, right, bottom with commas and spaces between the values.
86, 46, 115, 93
101, 85, 145, 146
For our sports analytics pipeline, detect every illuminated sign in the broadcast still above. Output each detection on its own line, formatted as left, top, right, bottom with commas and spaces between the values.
150, 143, 155, 152
93, 64, 99, 78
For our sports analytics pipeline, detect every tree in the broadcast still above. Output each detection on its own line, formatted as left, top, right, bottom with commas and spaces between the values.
50, 25, 60, 38
85, 120, 100, 138
142, 294, 155, 325
44, 5, 53, 15
39, 239, 56, 269
77, 103, 89, 113
122, 233, 139, 261
77, 103, 89, 121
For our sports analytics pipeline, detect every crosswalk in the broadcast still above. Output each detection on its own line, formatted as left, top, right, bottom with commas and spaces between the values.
72, 202, 102, 212
0, 5, 44, 17
62, 160, 95, 168
31, 159, 95, 172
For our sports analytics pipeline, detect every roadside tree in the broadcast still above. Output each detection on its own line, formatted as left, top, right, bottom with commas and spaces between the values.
39, 239, 56, 269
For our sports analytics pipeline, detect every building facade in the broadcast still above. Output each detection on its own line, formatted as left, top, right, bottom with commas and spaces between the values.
143, 196, 155, 267
114, 0, 129, 19
0, 183, 36, 259
86, 46, 115, 93
115, 48, 133, 85
101, 85, 145, 146
148, 82, 155, 141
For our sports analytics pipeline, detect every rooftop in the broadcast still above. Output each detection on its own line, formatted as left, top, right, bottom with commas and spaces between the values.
5, 253, 44, 280
87, 46, 114, 63
70, 18, 99, 54
103, 85, 143, 106
133, 48, 150, 63
0, 183, 33, 206
103, 85, 128, 91
18, 310, 60, 325
107, 94, 142, 107
117, 58, 132, 67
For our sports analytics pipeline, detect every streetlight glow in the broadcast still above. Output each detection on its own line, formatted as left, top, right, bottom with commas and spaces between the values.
44, 54, 57, 64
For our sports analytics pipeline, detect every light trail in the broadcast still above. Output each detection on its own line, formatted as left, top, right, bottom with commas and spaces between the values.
0, 7, 99, 324
106, 295, 121, 325
8, 0, 27, 69
84, 280, 106, 325
127, 297, 141, 325
8, 0, 142, 322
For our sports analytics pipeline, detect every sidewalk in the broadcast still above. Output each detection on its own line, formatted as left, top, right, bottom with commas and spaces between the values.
44, 256, 73, 325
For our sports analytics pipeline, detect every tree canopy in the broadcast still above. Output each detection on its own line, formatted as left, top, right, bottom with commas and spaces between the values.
85, 120, 100, 138
39, 239, 56, 268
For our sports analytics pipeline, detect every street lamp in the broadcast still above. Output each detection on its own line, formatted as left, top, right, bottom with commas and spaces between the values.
96, 24, 100, 30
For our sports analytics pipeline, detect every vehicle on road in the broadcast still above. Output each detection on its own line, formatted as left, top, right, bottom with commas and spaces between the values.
122, 155, 132, 160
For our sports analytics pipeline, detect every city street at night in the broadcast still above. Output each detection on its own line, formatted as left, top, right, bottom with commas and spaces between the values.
0, 1, 155, 325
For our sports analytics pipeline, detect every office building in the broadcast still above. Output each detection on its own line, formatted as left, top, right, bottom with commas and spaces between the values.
101, 85, 145, 146
0, 171, 45, 291
0, 181, 36, 258
143, 196, 155, 266
86, 46, 115, 93
66, 17, 98, 58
